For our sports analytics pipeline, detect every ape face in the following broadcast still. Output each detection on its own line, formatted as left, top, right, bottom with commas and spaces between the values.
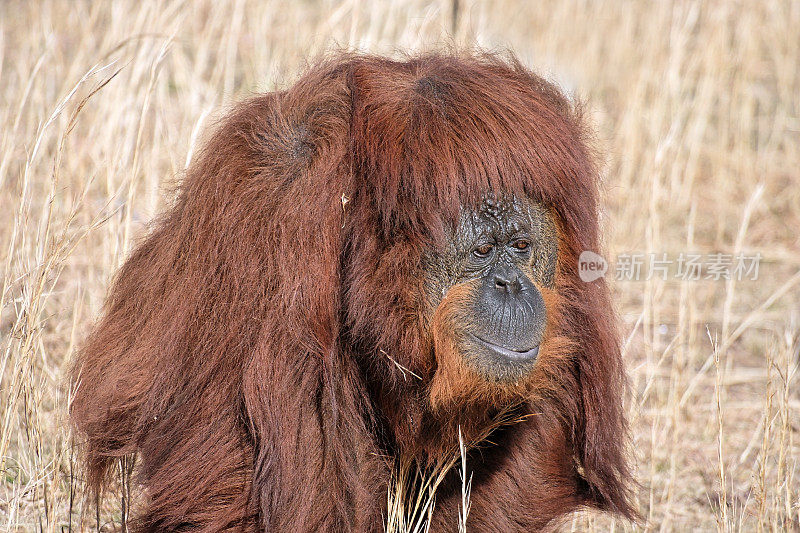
425, 194, 558, 385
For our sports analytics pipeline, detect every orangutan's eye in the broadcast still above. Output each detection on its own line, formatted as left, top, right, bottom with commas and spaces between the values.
511, 239, 530, 252
473, 243, 494, 257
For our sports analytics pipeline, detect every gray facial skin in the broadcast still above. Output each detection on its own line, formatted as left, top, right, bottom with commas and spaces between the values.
423, 194, 558, 382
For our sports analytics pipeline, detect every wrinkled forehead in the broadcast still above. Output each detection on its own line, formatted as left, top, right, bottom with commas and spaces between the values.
455, 194, 551, 240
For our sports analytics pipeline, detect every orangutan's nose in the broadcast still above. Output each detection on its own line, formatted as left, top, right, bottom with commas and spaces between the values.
493, 265, 522, 295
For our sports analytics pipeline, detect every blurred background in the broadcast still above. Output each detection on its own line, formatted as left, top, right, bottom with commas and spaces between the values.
0, 0, 797, 530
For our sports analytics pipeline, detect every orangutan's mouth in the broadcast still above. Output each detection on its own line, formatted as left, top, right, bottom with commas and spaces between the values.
469, 333, 540, 361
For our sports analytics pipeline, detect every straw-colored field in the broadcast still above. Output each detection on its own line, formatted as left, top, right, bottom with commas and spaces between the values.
1, 1, 798, 531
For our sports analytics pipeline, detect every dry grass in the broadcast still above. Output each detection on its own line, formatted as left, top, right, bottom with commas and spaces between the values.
1, 0, 798, 531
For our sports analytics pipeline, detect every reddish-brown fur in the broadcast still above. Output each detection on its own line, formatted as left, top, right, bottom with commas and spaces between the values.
70, 53, 634, 532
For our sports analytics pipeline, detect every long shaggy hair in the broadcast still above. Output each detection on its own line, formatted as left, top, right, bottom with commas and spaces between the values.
71, 52, 634, 532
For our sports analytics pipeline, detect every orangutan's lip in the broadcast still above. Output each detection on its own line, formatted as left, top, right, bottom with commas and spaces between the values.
469, 333, 540, 361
